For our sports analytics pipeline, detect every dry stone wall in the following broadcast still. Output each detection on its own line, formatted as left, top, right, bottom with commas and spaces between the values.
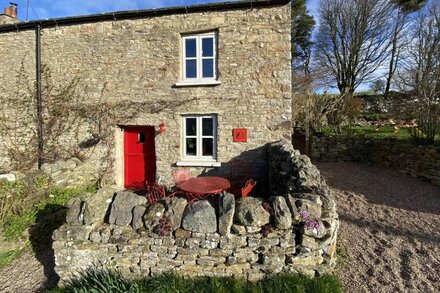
311, 136, 440, 186
53, 140, 339, 284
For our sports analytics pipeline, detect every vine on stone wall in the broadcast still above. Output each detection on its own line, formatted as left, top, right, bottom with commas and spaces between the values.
0, 63, 195, 182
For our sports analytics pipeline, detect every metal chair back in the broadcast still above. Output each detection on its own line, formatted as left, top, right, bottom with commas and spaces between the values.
228, 159, 251, 185
241, 179, 257, 197
172, 167, 191, 186
146, 182, 166, 205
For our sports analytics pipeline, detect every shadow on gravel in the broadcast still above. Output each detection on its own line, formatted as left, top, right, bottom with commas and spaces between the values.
338, 213, 440, 244
29, 204, 67, 292
316, 162, 440, 215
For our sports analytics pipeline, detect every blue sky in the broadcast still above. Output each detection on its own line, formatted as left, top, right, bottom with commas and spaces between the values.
2, 0, 319, 21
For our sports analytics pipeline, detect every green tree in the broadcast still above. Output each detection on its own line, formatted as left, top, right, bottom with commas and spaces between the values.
291, 0, 315, 76
393, 0, 426, 12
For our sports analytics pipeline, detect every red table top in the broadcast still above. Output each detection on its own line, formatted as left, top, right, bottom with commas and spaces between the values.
179, 176, 231, 195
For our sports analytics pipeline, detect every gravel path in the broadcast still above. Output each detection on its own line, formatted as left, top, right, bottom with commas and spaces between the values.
0, 248, 57, 293
317, 162, 440, 293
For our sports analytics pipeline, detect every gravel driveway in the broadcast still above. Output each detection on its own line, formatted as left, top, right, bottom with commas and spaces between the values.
317, 162, 440, 293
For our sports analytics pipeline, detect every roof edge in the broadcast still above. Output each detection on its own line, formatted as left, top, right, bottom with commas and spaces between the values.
0, 0, 290, 33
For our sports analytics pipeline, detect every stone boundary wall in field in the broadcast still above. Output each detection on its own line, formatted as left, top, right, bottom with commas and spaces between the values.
311, 136, 440, 186
53, 140, 339, 284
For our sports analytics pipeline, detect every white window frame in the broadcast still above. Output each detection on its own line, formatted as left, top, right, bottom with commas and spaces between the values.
181, 115, 217, 162
181, 32, 218, 83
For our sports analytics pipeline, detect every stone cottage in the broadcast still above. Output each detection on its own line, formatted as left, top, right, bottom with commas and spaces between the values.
0, 0, 292, 189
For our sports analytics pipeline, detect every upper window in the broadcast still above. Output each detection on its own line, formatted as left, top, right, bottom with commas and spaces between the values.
182, 33, 217, 82
183, 115, 217, 161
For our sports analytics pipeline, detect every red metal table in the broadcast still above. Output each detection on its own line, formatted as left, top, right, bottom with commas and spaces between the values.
179, 176, 231, 202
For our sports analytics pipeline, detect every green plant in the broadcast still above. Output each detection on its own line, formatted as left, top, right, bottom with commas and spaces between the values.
61, 269, 143, 293
51, 270, 343, 293
0, 248, 23, 270
144, 273, 191, 292
355, 112, 389, 121
0, 176, 94, 242
336, 245, 349, 267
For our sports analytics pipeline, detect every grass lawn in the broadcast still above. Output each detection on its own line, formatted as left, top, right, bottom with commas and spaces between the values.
50, 270, 343, 293
0, 248, 23, 271
325, 125, 440, 144
350, 125, 411, 139
0, 176, 97, 271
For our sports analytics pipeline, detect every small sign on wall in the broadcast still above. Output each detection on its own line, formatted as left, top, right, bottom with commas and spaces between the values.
232, 128, 247, 142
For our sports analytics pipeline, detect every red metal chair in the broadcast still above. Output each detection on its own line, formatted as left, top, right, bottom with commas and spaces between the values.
172, 168, 191, 186
241, 179, 257, 197
169, 168, 191, 198
227, 159, 253, 197
146, 182, 166, 205
228, 159, 251, 185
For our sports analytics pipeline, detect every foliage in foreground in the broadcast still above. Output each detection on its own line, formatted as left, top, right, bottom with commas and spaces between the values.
0, 248, 23, 271
51, 270, 342, 293
0, 174, 97, 242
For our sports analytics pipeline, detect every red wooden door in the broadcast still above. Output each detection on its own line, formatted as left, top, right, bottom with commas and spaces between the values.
124, 126, 156, 189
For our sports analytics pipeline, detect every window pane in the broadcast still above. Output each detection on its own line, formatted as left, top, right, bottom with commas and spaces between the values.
202, 59, 214, 78
202, 118, 213, 136
185, 38, 197, 57
138, 132, 145, 143
186, 118, 197, 136
186, 60, 197, 78
202, 138, 213, 156
186, 138, 197, 156
202, 37, 214, 57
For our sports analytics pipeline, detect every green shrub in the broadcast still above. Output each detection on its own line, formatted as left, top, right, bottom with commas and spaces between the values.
0, 176, 95, 242
355, 112, 389, 121
52, 270, 342, 293
55, 269, 143, 293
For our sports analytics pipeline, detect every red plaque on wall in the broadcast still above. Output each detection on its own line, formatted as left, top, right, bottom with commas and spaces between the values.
233, 128, 247, 142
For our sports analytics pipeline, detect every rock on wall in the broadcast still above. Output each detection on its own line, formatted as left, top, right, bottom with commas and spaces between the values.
53, 140, 339, 284
311, 136, 440, 186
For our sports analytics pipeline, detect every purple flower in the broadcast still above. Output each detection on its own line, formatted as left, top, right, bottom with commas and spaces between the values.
304, 219, 320, 230
298, 208, 320, 230
298, 209, 310, 220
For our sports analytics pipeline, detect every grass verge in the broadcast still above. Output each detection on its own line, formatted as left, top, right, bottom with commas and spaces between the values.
0, 176, 97, 271
0, 248, 23, 271
2, 186, 90, 242
323, 125, 440, 145
50, 270, 343, 293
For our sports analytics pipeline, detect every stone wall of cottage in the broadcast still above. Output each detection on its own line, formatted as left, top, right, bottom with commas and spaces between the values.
311, 136, 440, 186
0, 14, 20, 25
53, 140, 339, 284
0, 3, 292, 187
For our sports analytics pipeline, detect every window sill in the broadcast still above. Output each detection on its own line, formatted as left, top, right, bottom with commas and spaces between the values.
176, 161, 221, 167
175, 80, 221, 87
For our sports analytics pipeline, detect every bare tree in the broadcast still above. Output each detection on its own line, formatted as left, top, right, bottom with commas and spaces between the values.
384, 7, 411, 97
396, 2, 440, 144
370, 79, 386, 94
315, 0, 394, 94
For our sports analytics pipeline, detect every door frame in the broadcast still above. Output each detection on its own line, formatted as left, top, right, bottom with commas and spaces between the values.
114, 125, 157, 190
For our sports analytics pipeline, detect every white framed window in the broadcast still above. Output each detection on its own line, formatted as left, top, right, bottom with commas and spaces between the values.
181, 32, 218, 83
182, 115, 217, 162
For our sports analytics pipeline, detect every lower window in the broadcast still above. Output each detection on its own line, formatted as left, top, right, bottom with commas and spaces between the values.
183, 115, 217, 161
